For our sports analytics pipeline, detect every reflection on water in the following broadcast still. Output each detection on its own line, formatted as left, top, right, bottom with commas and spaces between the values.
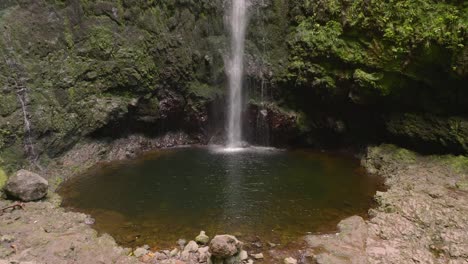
59, 147, 383, 248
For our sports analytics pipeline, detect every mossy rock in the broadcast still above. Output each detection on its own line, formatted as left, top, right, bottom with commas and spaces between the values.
0, 167, 7, 189
385, 113, 468, 154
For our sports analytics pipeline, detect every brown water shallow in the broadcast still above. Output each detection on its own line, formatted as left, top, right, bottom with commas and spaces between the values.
59, 146, 384, 250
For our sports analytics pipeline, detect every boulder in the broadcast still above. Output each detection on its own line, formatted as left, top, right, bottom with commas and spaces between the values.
209, 235, 242, 258
196, 230, 210, 245
4, 170, 48, 202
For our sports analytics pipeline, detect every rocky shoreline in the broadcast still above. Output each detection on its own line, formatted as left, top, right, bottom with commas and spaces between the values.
1, 144, 467, 264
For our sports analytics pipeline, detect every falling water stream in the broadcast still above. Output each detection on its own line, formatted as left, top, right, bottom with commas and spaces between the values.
227, 0, 248, 148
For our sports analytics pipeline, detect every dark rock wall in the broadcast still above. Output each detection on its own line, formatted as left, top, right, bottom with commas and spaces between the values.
275, 0, 468, 153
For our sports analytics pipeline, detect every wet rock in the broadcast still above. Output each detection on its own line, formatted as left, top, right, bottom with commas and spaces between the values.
4, 170, 48, 202
209, 235, 242, 258
284, 257, 297, 264
133, 247, 149, 258
196, 230, 210, 245
305, 216, 367, 263
251, 253, 263, 260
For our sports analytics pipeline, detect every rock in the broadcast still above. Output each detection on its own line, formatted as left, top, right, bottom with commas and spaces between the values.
456, 180, 468, 191
267, 242, 277, 248
252, 242, 262, 248
0, 235, 15, 243
155, 252, 168, 260
198, 246, 210, 262
305, 216, 368, 263
84, 216, 95, 225
133, 247, 149, 258
209, 235, 242, 258
184, 240, 199, 253
170, 248, 179, 257
196, 230, 210, 245
177, 238, 187, 249
4, 170, 48, 202
251, 253, 263, 259
246, 260, 254, 264
141, 254, 153, 263
284, 257, 297, 264
239, 250, 248, 260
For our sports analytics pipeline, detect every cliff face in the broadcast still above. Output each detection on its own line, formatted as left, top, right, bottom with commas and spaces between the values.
0, 0, 466, 171
0, 0, 229, 170
280, 0, 468, 153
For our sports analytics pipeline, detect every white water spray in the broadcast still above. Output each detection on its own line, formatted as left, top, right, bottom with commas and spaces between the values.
227, 0, 248, 148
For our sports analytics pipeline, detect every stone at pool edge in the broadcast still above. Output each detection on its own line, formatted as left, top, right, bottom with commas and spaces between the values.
4, 170, 48, 202
133, 247, 149, 258
209, 235, 242, 258
196, 230, 210, 245
284, 257, 298, 264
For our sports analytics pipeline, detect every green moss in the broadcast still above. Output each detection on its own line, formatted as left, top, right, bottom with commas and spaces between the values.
286, 0, 466, 116
63, 18, 74, 49
0, 167, 7, 189
353, 69, 388, 95
187, 82, 222, 100
433, 155, 468, 174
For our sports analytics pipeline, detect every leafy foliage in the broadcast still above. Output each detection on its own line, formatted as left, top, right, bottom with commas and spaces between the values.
285, 0, 467, 111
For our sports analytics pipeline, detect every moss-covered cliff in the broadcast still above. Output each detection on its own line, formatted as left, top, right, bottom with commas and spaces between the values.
0, 0, 230, 171
279, 0, 468, 153
0, 0, 466, 172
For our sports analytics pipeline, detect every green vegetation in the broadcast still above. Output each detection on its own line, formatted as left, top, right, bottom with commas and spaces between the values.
286, 0, 467, 111
0, 167, 7, 189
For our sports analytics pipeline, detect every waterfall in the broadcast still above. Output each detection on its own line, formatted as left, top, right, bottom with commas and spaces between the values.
226, 0, 248, 148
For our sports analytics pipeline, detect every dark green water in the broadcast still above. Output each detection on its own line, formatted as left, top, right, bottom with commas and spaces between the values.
59, 147, 382, 249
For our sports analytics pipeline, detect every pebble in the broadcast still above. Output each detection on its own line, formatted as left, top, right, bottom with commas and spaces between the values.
84, 216, 95, 225
170, 248, 179, 257
251, 253, 264, 259
195, 230, 210, 245
133, 247, 149, 258
239, 250, 248, 260
0, 235, 15, 243
177, 239, 187, 249
284, 257, 298, 264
